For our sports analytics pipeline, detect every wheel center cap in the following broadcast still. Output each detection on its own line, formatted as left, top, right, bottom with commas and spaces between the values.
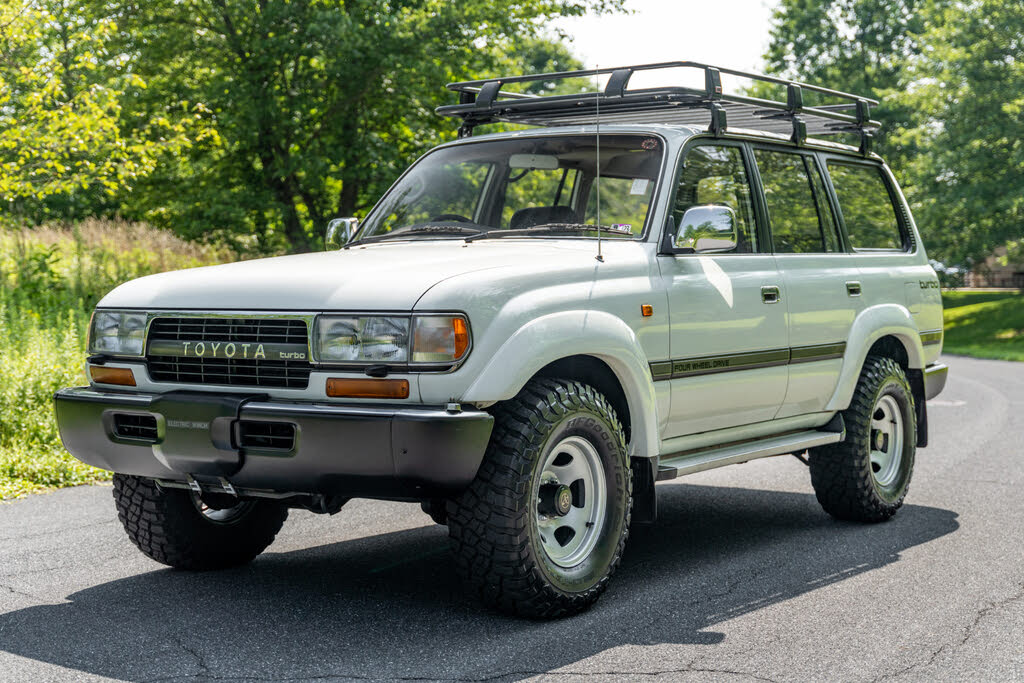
540, 483, 574, 517
555, 485, 573, 516
874, 429, 886, 451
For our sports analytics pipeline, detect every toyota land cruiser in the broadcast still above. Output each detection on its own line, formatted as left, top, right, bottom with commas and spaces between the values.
54, 61, 948, 618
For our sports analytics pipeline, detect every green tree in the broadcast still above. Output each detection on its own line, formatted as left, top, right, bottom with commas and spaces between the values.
761, 0, 930, 171
92, 0, 620, 252
0, 0, 193, 219
892, 0, 1024, 266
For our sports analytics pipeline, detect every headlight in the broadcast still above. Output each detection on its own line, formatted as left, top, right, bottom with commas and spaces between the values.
88, 310, 148, 357
315, 316, 411, 363
315, 314, 470, 365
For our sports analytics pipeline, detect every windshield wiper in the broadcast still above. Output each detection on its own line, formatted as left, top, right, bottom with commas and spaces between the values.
346, 224, 482, 248
464, 223, 634, 243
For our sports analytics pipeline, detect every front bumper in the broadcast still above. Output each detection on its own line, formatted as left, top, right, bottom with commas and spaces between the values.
54, 387, 493, 499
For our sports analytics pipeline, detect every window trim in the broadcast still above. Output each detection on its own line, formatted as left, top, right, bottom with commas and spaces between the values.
660, 138, 769, 256
821, 157, 913, 254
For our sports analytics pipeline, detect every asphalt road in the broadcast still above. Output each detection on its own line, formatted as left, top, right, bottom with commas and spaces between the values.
1, 355, 1022, 682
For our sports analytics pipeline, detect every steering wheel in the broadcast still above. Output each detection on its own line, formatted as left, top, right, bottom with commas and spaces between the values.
430, 213, 473, 223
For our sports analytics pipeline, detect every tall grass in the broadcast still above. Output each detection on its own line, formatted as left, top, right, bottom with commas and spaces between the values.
0, 220, 233, 499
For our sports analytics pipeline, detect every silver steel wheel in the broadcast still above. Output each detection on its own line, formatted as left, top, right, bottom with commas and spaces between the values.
535, 435, 607, 568
869, 394, 904, 487
191, 494, 254, 525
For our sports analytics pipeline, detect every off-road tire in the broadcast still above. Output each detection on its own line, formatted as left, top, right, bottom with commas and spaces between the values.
447, 379, 632, 618
112, 474, 288, 570
809, 355, 916, 522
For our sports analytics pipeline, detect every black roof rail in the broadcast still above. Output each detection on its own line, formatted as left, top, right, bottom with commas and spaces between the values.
436, 61, 880, 149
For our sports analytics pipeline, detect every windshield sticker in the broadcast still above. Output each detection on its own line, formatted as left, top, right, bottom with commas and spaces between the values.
641, 138, 658, 150
612, 224, 632, 231
630, 178, 649, 195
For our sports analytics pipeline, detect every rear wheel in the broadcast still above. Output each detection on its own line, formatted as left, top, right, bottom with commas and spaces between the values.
112, 474, 288, 570
809, 355, 916, 522
447, 378, 632, 618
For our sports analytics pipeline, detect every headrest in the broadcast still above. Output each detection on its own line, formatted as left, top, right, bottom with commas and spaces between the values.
510, 205, 578, 230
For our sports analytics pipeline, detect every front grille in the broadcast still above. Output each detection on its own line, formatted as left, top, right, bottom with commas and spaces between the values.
113, 414, 159, 442
147, 317, 312, 389
237, 421, 296, 451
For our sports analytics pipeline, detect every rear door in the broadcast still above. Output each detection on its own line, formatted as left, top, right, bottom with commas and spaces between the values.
822, 159, 937, 334
750, 146, 863, 419
657, 141, 789, 438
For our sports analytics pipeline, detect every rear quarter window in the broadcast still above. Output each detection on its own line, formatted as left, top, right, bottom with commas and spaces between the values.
827, 162, 906, 251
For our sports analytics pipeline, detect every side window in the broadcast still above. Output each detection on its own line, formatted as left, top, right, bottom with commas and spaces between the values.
827, 162, 906, 250
754, 149, 839, 253
672, 145, 758, 253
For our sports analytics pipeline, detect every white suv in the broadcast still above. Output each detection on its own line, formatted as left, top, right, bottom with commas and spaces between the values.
55, 62, 947, 618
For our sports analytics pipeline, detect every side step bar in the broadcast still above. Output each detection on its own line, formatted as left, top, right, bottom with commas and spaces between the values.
657, 418, 845, 481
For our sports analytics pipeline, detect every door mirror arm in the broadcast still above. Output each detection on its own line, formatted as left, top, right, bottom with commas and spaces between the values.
660, 215, 695, 255
325, 217, 359, 250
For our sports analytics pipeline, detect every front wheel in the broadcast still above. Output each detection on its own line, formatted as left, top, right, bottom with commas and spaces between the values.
112, 474, 288, 570
809, 355, 916, 522
447, 379, 632, 618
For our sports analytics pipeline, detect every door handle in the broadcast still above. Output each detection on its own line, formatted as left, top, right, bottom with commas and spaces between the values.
846, 281, 862, 297
761, 285, 781, 304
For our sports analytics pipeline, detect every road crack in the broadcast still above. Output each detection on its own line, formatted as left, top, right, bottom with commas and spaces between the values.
872, 581, 1024, 682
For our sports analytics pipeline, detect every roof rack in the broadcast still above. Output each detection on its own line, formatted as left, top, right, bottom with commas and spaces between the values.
436, 61, 880, 153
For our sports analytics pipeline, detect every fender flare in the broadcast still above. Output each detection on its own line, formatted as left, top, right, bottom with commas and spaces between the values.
461, 310, 660, 460
825, 303, 926, 411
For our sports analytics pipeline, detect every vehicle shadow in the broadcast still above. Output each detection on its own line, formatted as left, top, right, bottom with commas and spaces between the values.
0, 483, 959, 681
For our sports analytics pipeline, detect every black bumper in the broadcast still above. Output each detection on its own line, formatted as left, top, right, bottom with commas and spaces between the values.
924, 362, 948, 400
54, 388, 493, 499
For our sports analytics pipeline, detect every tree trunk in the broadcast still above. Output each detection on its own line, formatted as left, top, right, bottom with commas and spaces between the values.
339, 175, 359, 217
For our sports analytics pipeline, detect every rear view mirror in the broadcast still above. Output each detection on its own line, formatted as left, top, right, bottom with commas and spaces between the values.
674, 205, 737, 253
509, 154, 560, 170
326, 217, 359, 249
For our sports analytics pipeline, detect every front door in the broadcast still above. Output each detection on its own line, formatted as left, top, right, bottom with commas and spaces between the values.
658, 142, 789, 438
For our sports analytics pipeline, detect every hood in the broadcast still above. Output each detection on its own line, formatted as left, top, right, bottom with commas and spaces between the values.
98, 239, 634, 311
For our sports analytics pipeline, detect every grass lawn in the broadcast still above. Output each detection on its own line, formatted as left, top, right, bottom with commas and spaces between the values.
942, 290, 1024, 361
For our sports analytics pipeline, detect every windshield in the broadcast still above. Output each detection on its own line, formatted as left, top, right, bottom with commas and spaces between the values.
356, 134, 664, 242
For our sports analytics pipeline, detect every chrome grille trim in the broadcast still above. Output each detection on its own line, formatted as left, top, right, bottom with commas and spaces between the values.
146, 315, 312, 389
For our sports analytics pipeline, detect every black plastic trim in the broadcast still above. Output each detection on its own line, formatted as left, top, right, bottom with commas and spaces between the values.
650, 341, 847, 380
54, 387, 494, 500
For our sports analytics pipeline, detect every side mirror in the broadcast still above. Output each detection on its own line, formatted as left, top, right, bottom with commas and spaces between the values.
673, 205, 737, 254
326, 217, 359, 250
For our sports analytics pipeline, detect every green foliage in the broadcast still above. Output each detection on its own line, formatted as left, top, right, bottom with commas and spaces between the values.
941, 291, 1024, 361
760, 0, 927, 167
84, 0, 620, 252
891, 0, 1024, 267
0, 1, 197, 216
761, 0, 1024, 269
0, 221, 231, 499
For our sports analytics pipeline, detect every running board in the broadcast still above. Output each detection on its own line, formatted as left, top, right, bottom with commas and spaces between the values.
656, 421, 845, 482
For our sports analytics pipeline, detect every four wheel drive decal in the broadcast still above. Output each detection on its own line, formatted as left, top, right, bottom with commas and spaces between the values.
650, 342, 848, 380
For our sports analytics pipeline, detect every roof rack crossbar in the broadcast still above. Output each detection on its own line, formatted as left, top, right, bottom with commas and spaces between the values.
437, 60, 880, 146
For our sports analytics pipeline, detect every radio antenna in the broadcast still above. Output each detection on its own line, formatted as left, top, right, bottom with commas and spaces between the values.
595, 66, 603, 263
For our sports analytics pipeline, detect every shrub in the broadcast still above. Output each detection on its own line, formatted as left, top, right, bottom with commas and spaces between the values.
0, 220, 233, 499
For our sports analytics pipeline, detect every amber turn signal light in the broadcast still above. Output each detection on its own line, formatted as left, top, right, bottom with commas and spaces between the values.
90, 366, 137, 387
326, 378, 410, 399
641, 304, 654, 317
